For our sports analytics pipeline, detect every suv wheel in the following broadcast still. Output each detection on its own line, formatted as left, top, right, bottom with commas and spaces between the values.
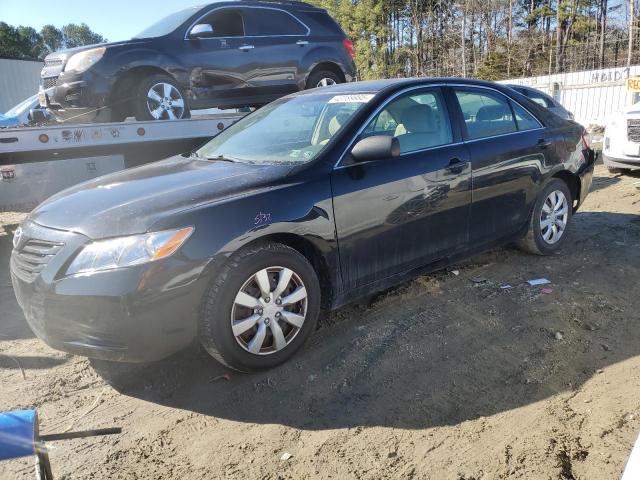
517, 178, 572, 255
306, 70, 342, 89
133, 74, 190, 121
200, 242, 321, 372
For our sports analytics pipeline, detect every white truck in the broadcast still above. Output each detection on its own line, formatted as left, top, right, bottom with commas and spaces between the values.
0, 113, 246, 212
602, 100, 640, 173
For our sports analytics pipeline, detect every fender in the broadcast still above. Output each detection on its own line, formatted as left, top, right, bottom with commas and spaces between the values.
148, 174, 342, 303
298, 46, 350, 88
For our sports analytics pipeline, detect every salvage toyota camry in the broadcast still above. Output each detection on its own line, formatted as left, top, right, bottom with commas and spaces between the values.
11, 78, 595, 371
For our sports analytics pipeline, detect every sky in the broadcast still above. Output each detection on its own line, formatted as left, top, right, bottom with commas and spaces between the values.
1, 1, 207, 42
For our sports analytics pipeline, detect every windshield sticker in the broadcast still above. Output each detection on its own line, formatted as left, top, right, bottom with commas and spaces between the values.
328, 94, 375, 104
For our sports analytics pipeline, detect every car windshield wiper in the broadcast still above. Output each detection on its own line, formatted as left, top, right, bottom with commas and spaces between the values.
204, 154, 245, 163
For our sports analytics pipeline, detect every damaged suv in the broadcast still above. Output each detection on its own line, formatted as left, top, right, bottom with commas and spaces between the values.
39, 1, 356, 123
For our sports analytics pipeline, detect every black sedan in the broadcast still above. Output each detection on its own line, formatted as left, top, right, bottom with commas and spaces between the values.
11, 78, 595, 371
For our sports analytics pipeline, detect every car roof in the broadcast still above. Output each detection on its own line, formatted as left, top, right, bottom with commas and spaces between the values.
199, 0, 323, 10
297, 77, 515, 96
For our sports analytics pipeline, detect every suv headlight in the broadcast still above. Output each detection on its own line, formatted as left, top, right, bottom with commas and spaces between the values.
64, 47, 106, 73
66, 227, 193, 276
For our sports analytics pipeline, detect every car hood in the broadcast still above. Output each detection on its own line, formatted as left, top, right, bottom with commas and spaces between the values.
28, 156, 292, 239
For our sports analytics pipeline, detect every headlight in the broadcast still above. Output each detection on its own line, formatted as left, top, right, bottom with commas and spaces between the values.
64, 47, 106, 73
66, 227, 193, 276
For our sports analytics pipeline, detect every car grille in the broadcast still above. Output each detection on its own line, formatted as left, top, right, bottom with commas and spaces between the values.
41, 77, 58, 89
12, 239, 64, 283
44, 58, 64, 67
628, 119, 640, 143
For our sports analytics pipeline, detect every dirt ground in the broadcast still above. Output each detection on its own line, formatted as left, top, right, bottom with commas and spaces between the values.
1, 164, 640, 479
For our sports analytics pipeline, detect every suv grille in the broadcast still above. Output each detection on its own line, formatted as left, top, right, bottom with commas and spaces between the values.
12, 239, 64, 283
44, 58, 64, 67
628, 119, 640, 143
41, 77, 58, 89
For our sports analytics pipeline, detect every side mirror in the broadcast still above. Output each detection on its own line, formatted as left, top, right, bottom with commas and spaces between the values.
190, 24, 214, 38
350, 135, 400, 162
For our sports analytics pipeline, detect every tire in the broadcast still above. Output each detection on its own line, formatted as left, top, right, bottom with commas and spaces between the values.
199, 242, 321, 372
305, 69, 342, 89
133, 74, 190, 121
517, 178, 573, 256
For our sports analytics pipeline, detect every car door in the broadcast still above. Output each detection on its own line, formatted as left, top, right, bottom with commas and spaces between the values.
331, 88, 472, 291
182, 7, 258, 107
449, 86, 561, 245
241, 6, 309, 96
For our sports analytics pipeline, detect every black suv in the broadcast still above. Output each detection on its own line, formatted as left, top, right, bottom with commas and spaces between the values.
38, 0, 356, 123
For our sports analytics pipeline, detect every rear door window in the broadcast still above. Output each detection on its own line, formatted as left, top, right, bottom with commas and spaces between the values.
245, 8, 308, 36
363, 89, 453, 154
198, 9, 245, 37
454, 89, 517, 139
511, 102, 542, 131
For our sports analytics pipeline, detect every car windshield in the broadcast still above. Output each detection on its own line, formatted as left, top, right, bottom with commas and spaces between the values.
197, 92, 375, 165
132, 7, 201, 39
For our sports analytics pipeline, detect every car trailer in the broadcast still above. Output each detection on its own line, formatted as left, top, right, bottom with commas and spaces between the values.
0, 113, 246, 212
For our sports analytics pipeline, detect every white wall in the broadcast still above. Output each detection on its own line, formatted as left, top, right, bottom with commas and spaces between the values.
0, 59, 42, 113
499, 65, 640, 127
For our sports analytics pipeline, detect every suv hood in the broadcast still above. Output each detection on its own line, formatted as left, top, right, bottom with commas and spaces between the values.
45, 39, 150, 61
28, 156, 291, 239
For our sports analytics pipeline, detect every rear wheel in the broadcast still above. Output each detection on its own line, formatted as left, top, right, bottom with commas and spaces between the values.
517, 179, 572, 255
306, 70, 342, 90
133, 74, 190, 121
199, 242, 321, 372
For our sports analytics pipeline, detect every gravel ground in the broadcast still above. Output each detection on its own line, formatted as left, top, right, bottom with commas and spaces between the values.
1, 164, 640, 479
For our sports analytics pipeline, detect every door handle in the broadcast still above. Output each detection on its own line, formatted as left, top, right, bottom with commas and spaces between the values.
296, 40, 309, 46
537, 138, 552, 148
239, 45, 255, 51
446, 158, 467, 175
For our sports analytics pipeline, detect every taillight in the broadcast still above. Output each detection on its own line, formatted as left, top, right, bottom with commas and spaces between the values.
581, 131, 592, 150
342, 38, 354, 58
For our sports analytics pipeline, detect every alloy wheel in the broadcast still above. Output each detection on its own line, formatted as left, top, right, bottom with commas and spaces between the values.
316, 77, 337, 88
146, 82, 185, 120
231, 266, 308, 355
540, 190, 569, 244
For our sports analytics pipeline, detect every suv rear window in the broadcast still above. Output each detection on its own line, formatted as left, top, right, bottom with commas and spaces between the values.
245, 8, 308, 36
300, 11, 344, 35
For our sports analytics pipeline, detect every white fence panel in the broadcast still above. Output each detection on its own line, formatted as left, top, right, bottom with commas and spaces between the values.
500, 65, 640, 127
0, 59, 42, 113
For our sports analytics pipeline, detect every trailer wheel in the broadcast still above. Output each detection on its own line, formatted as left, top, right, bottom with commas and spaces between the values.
133, 74, 190, 121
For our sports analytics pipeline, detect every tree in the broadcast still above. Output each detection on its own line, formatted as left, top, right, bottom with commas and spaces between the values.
40, 24, 63, 53
0, 22, 106, 59
61, 23, 106, 49
0, 22, 24, 58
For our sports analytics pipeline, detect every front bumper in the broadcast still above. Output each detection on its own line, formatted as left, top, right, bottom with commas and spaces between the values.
10, 221, 204, 362
602, 153, 640, 170
40, 71, 113, 122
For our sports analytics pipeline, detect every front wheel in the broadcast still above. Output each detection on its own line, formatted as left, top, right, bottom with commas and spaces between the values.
517, 179, 572, 255
133, 74, 190, 121
199, 242, 321, 372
